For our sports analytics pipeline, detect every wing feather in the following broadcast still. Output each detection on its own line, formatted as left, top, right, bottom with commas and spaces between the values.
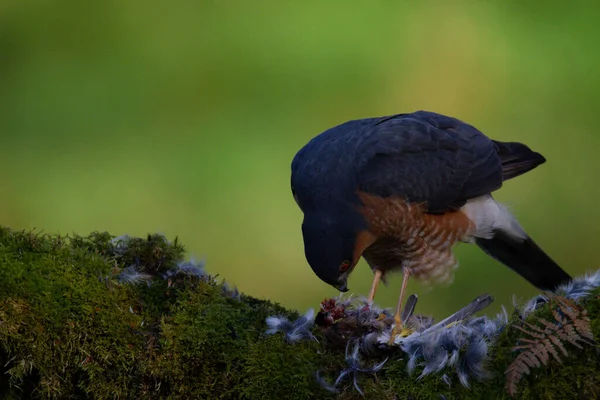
355, 111, 503, 213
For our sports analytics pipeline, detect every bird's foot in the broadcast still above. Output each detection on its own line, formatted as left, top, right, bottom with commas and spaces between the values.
388, 322, 413, 345
387, 292, 419, 344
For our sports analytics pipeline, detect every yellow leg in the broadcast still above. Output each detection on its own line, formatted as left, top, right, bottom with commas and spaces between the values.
367, 270, 383, 303
389, 267, 411, 343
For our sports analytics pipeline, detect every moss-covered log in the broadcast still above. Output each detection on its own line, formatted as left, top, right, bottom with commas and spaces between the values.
0, 227, 598, 399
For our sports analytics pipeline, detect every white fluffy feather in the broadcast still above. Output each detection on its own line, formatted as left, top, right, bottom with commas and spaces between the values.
461, 195, 527, 240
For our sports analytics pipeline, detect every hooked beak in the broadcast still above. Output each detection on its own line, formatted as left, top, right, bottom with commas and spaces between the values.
335, 281, 349, 292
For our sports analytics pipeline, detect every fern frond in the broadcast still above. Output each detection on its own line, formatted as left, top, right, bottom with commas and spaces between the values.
547, 334, 568, 358
505, 296, 595, 398
556, 297, 595, 343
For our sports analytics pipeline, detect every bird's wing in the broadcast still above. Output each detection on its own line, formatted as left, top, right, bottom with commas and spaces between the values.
355, 111, 503, 213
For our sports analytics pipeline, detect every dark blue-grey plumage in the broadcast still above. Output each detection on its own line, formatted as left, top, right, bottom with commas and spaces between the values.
292, 111, 505, 214
354, 112, 505, 212
291, 110, 570, 295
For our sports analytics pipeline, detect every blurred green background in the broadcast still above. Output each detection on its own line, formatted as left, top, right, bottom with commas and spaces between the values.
1, 1, 599, 319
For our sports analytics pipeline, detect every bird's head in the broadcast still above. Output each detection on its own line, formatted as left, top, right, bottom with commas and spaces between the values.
301, 210, 375, 292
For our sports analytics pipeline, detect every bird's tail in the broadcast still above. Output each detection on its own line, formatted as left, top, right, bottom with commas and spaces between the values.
493, 140, 547, 181
475, 231, 571, 291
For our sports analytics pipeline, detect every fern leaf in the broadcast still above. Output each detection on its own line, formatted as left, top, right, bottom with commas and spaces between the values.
521, 350, 542, 369
557, 325, 585, 349
547, 334, 568, 358
541, 337, 561, 363
514, 321, 547, 337
504, 296, 596, 398
505, 355, 530, 397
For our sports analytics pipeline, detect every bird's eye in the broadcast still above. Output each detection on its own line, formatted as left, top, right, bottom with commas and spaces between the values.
339, 260, 351, 273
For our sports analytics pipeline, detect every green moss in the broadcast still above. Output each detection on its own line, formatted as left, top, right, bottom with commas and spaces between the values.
0, 226, 598, 399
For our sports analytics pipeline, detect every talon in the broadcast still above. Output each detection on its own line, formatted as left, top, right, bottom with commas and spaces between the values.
388, 334, 397, 345
388, 322, 413, 344
388, 267, 412, 345
399, 326, 414, 337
